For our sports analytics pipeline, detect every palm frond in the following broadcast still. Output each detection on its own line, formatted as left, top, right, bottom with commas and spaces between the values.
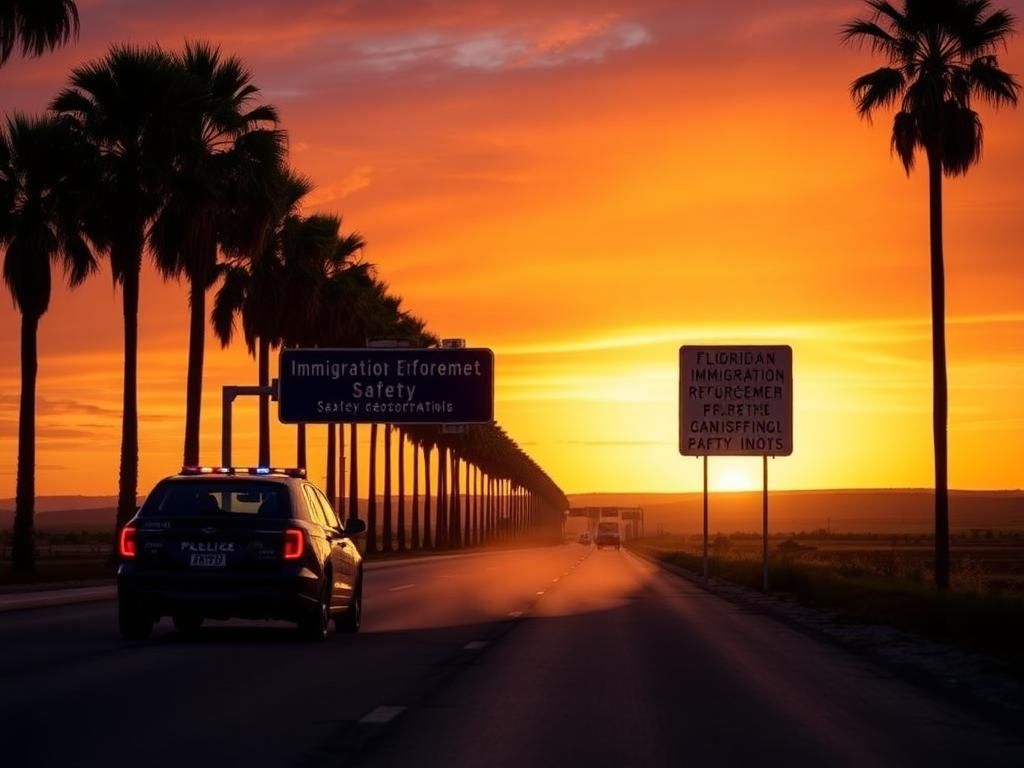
940, 100, 983, 176
958, 7, 1017, 57
852, 67, 906, 118
890, 110, 920, 173
211, 264, 249, 348
842, 19, 903, 59
969, 55, 1021, 106
0, 0, 79, 65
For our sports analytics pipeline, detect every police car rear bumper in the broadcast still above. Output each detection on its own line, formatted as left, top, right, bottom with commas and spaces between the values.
117, 565, 321, 622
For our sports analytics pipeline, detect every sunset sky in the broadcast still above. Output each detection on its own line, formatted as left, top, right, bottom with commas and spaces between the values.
1, 0, 1022, 498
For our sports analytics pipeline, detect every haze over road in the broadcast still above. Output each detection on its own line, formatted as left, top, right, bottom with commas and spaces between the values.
2, 545, 1020, 767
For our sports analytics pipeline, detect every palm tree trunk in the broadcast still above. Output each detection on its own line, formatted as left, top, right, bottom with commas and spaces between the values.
928, 150, 950, 591
12, 312, 39, 572
437, 445, 447, 549
412, 440, 420, 549
116, 267, 140, 537
258, 337, 270, 466
473, 465, 480, 546
450, 453, 460, 548
397, 429, 406, 552
383, 424, 393, 553
182, 277, 205, 467
463, 460, 471, 546
326, 424, 336, 503
423, 444, 432, 549
367, 423, 378, 552
348, 423, 358, 520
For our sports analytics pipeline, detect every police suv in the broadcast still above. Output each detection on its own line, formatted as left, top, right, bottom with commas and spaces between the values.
117, 467, 365, 641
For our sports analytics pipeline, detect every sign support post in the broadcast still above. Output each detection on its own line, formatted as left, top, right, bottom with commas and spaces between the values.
679, 345, 792, 593
763, 455, 769, 592
222, 382, 278, 467
702, 455, 709, 580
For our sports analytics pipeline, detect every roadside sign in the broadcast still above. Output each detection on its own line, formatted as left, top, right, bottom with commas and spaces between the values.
679, 345, 793, 456
278, 348, 494, 424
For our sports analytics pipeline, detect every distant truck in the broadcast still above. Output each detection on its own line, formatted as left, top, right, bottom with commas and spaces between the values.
595, 521, 621, 550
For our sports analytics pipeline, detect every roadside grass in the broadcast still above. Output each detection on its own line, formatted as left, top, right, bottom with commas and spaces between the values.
630, 538, 1024, 674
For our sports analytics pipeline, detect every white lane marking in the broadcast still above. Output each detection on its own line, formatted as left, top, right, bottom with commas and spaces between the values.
388, 584, 417, 592
464, 641, 487, 651
360, 706, 406, 724
508, 611, 524, 618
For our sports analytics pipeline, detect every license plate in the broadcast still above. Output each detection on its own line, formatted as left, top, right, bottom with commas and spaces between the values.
189, 553, 226, 567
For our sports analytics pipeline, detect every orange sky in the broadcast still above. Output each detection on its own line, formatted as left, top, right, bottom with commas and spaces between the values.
1, 0, 1022, 497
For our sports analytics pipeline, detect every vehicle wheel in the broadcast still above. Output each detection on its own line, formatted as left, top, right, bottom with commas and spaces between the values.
298, 576, 331, 642
337, 575, 362, 634
172, 613, 203, 636
119, 595, 153, 641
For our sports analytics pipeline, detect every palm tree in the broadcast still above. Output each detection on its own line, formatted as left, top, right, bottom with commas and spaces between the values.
52, 45, 180, 536
844, 0, 1020, 589
1, 114, 96, 571
0, 0, 78, 66
151, 42, 282, 467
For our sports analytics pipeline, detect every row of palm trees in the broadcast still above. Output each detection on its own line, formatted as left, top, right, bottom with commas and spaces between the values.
1, 13, 568, 569
317, 421, 569, 554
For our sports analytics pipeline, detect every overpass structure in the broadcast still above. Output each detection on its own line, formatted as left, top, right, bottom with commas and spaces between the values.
567, 506, 645, 540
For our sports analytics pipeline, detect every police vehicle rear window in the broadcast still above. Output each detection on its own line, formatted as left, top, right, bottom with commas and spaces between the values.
140, 481, 290, 518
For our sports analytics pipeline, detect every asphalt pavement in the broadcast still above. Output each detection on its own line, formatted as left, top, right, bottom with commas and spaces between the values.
1, 544, 1021, 767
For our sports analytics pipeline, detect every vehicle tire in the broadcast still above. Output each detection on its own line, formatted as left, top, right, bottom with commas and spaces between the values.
172, 613, 203, 636
337, 574, 362, 634
119, 595, 153, 641
298, 575, 332, 642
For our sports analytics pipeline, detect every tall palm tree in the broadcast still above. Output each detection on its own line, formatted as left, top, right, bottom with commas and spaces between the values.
844, 0, 1020, 589
152, 42, 282, 467
0, 0, 78, 66
0, 114, 95, 571
52, 45, 180, 536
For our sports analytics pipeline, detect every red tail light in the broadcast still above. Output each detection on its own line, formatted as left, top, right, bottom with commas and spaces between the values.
119, 525, 137, 558
283, 528, 304, 560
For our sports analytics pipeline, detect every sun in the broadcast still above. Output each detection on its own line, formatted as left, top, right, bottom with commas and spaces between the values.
714, 466, 755, 492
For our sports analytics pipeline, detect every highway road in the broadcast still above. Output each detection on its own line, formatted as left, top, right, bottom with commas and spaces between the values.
1, 544, 1021, 767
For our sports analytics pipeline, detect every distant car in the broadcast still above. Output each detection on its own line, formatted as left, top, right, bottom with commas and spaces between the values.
595, 522, 621, 550
117, 467, 365, 642
578, 532, 592, 545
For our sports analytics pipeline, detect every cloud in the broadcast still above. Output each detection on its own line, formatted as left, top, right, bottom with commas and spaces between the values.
351, 17, 650, 73
303, 166, 374, 209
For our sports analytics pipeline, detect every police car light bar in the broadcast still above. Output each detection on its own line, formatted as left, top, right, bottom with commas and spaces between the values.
180, 466, 307, 478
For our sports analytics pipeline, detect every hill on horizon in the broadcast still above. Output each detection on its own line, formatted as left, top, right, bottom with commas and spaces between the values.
567, 489, 1024, 535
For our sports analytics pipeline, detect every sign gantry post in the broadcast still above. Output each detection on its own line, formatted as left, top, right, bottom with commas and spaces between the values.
679, 345, 793, 591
